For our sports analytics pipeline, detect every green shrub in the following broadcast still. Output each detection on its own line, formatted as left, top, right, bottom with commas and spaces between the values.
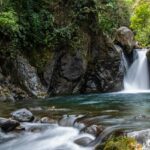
130, 0, 150, 46
0, 10, 19, 37
104, 136, 142, 150
98, 0, 131, 35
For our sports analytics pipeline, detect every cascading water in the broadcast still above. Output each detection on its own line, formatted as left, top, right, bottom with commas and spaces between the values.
124, 49, 150, 92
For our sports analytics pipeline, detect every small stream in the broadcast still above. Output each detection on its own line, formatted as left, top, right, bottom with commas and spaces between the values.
1, 92, 150, 149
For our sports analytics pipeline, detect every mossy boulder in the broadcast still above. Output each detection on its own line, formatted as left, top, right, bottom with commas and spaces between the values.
103, 136, 142, 150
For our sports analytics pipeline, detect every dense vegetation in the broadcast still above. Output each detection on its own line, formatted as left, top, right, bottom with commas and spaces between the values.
0, 0, 131, 69
0, 0, 150, 71
130, 0, 150, 46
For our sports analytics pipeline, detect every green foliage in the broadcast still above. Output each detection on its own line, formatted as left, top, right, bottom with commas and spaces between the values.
12, 0, 55, 51
98, 0, 131, 35
130, 0, 150, 46
0, 10, 19, 37
0, 0, 133, 70
0, 0, 132, 52
103, 136, 142, 150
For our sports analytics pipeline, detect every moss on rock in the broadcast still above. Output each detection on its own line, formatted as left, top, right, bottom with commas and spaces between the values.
103, 136, 142, 150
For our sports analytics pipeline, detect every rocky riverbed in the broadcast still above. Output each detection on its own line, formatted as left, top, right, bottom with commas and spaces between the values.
0, 105, 145, 150
1, 92, 150, 150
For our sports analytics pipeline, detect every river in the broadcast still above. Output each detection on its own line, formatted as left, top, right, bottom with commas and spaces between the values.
1, 92, 150, 149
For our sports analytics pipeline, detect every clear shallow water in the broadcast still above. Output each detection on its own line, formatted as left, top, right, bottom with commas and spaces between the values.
1, 92, 150, 128
1, 92, 150, 149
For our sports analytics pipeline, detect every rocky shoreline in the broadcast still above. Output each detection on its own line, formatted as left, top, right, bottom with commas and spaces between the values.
0, 107, 145, 150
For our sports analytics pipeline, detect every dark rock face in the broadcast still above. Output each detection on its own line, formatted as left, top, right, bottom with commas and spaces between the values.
0, 67, 29, 101
146, 49, 150, 61
83, 125, 103, 137
44, 33, 123, 95
11, 108, 34, 122
74, 137, 93, 147
0, 28, 125, 98
13, 56, 47, 98
45, 52, 87, 95
82, 35, 123, 92
0, 117, 20, 132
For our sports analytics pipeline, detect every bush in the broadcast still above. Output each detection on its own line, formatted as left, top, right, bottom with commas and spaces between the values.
0, 10, 19, 37
104, 136, 142, 150
98, 0, 131, 35
130, 0, 150, 46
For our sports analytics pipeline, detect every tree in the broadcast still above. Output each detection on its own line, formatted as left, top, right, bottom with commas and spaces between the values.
130, 0, 150, 46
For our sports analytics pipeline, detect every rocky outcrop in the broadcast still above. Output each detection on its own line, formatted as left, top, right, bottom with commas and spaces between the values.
45, 51, 87, 95
0, 67, 29, 101
44, 33, 123, 95
114, 26, 135, 54
13, 56, 47, 98
81, 35, 123, 92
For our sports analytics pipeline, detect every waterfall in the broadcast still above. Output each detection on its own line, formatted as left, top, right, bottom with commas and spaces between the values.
123, 49, 150, 91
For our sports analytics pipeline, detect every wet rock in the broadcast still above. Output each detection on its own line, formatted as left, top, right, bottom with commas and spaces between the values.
58, 115, 85, 127
40, 117, 50, 123
83, 125, 103, 137
40, 117, 55, 124
74, 137, 93, 147
128, 129, 150, 150
0, 117, 20, 132
13, 56, 47, 98
115, 26, 135, 54
11, 108, 34, 122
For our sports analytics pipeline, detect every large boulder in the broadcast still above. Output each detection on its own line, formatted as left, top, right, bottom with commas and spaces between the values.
0, 117, 20, 132
11, 108, 34, 122
115, 26, 135, 54
74, 137, 94, 147
128, 129, 150, 150
13, 56, 47, 98
45, 52, 87, 95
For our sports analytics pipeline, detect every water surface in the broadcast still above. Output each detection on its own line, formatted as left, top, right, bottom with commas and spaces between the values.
1, 92, 150, 150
